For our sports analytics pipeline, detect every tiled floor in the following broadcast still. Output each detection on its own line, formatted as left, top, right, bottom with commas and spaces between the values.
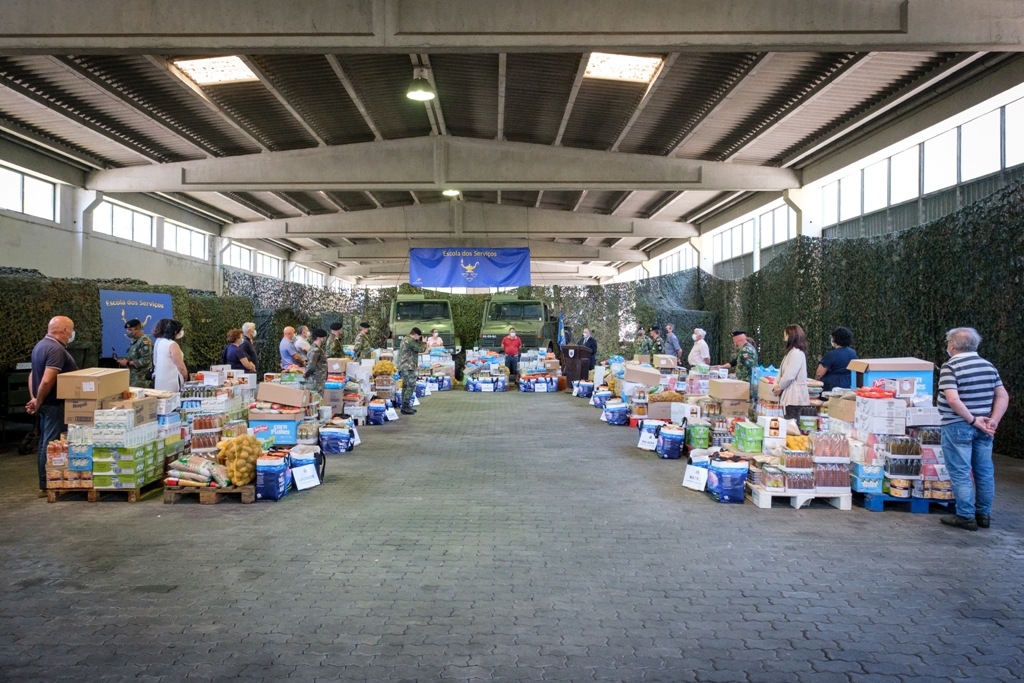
1, 390, 1023, 682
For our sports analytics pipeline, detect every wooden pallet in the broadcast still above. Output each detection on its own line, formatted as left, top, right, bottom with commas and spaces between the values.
46, 487, 93, 503
747, 483, 852, 510
163, 484, 256, 505
88, 479, 164, 503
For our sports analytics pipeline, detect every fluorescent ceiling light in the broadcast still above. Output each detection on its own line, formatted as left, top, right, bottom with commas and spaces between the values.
173, 56, 258, 85
442, 189, 461, 197
584, 53, 662, 83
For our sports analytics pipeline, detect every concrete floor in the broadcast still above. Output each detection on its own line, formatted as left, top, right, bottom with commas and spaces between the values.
2, 390, 1023, 683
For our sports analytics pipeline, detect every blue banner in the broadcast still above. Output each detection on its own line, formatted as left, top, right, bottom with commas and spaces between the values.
409, 248, 531, 288
99, 290, 173, 359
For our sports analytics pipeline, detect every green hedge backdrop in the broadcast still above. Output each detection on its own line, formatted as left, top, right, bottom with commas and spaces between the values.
2, 178, 1020, 454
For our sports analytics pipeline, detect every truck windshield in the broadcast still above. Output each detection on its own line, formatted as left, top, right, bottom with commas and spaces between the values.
396, 302, 450, 320
488, 302, 543, 321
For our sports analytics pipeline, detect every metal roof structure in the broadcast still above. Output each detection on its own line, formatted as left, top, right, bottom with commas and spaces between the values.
1, 1, 1022, 285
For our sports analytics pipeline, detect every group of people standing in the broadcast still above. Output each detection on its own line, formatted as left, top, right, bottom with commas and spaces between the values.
273, 322, 374, 392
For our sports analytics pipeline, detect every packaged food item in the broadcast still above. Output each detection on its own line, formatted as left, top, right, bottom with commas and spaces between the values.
779, 449, 813, 469
761, 465, 785, 490
784, 469, 814, 491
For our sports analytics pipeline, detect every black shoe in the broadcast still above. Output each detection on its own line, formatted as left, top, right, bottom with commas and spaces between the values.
976, 513, 991, 529
940, 515, 978, 531
400, 408, 415, 415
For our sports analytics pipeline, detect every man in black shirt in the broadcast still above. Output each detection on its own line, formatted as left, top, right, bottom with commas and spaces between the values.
27, 316, 79, 495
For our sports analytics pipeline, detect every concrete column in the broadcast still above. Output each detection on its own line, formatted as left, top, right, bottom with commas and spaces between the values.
72, 188, 103, 278
783, 187, 823, 238
154, 216, 166, 253
213, 235, 230, 295
751, 216, 762, 272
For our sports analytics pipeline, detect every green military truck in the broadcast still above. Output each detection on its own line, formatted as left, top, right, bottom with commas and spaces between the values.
388, 294, 461, 349
476, 295, 569, 354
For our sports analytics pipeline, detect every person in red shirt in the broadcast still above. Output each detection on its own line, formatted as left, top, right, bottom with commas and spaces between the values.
501, 327, 523, 380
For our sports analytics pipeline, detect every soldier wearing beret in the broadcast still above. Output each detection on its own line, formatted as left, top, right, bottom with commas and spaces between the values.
119, 319, 153, 388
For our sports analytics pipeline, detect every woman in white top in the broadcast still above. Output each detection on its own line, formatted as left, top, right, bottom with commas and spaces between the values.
152, 318, 188, 393
687, 328, 711, 368
772, 324, 811, 420
425, 328, 445, 350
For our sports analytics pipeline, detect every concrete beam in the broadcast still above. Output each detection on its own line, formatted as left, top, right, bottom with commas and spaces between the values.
85, 137, 801, 193
2, 1, 1023, 53
291, 240, 648, 264
330, 263, 618, 278
221, 201, 697, 241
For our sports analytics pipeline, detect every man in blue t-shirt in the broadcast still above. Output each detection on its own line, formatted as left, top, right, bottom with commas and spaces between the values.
815, 326, 858, 392
279, 326, 306, 371
27, 316, 79, 495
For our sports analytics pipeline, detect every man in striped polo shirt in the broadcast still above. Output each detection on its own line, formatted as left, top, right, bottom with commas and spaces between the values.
937, 327, 1009, 531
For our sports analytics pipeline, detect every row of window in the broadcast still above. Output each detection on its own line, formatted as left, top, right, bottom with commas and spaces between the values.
657, 244, 698, 277
0, 165, 57, 221
92, 200, 210, 259
712, 205, 797, 264
821, 97, 1024, 226
289, 264, 325, 288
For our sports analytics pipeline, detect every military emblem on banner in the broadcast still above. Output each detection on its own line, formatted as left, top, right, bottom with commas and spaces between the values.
460, 259, 479, 283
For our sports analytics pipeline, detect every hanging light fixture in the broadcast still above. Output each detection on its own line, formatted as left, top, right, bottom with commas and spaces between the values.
406, 67, 436, 101
442, 189, 461, 197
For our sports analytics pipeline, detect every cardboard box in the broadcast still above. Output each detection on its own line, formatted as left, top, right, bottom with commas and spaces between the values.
57, 368, 129, 401
108, 396, 158, 426
64, 395, 121, 425
327, 357, 351, 375
717, 399, 751, 418
855, 396, 907, 418
249, 419, 301, 444
756, 415, 786, 438
623, 364, 662, 386
827, 393, 858, 422
246, 410, 305, 421
854, 414, 906, 436
633, 355, 651, 365
544, 360, 561, 372
708, 378, 750, 400
762, 436, 786, 454
645, 402, 673, 420
847, 357, 935, 396
671, 402, 702, 425
256, 382, 311, 407
906, 406, 942, 427
653, 354, 678, 369
323, 388, 346, 407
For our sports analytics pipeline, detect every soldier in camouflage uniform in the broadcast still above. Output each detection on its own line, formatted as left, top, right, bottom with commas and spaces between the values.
650, 327, 665, 355
352, 322, 373, 361
118, 319, 153, 387
399, 327, 426, 415
303, 329, 329, 393
635, 327, 652, 357
717, 330, 760, 383
324, 322, 345, 359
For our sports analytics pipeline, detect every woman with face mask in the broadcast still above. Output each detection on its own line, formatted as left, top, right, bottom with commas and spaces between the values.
772, 324, 811, 420
425, 327, 445, 349
152, 318, 188, 392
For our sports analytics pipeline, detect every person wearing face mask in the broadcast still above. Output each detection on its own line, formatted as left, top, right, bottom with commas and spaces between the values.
352, 322, 373, 361
152, 318, 188, 393
501, 327, 523, 380
815, 326, 857, 391
325, 322, 345, 359
687, 328, 711, 368
771, 324, 810, 419
294, 325, 311, 360
425, 328, 445, 350
662, 324, 682, 362
118, 319, 153, 388
579, 327, 598, 371
27, 316, 79, 496
240, 322, 258, 370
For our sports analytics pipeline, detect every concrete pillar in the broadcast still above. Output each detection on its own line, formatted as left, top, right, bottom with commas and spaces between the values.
72, 188, 103, 278
783, 187, 823, 238
213, 236, 230, 295
154, 216, 166, 253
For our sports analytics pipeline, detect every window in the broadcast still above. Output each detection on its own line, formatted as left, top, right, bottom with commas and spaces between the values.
92, 201, 154, 246
923, 130, 958, 193
741, 220, 755, 254
759, 210, 774, 249
289, 264, 326, 287
254, 252, 281, 278
890, 145, 920, 204
1007, 98, 1024, 168
821, 181, 839, 226
773, 206, 794, 242
288, 264, 305, 284
712, 234, 723, 263
863, 159, 888, 213
164, 223, 208, 260
0, 165, 56, 221
307, 270, 325, 288
839, 172, 861, 221
225, 244, 251, 270
487, 302, 542, 322
328, 278, 350, 292
960, 110, 1001, 182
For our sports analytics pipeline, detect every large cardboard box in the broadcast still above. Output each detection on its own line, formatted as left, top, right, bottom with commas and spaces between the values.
108, 396, 158, 426
855, 396, 907, 418
906, 406, 942, 427
671, 402, 702, 425
646, 402, 673, 420
323, 388, 346, 407
717, 399, 752, 418
64, 395, 121, 425
256, 382, 311, 407
827, 394, 858, 422
653, 354, 678, 369
623, 364, 662, 386
543, 360, 561, 372
327, 357, 351, 375
758, 377, 777, 400
249, 419, 301, 444
246, 410, 305, 421
633, 355, 651, 365
847, 357, 935, 396
708, 378, 750, 400
57, 368, 129, 401
854, 413, 906, 436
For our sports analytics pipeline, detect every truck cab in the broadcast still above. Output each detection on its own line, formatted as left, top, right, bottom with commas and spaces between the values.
477, 295, 567, 353
389, 294, 460, 350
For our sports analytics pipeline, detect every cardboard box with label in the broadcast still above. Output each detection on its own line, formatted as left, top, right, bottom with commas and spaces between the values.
249, 419, 302, 444
708, 378, 750, 400
256, 383, 311, 407
327, 357, 351, 375
855, 396, 907, 418
906, 406, 942, 427
108, 396, 158, 426
645, 402, 673, 420
847, 357, 935, 396
633, 355, 651, 365
543, 360, 561, 372
827, 393, 858, 422
623, 364, 662, 386
854, 414, 906, 436
57, 368, 129, 401
652, 354, 678, 369
64, 395, 121, 425
323, 388, 346, 408
717, 399, 752, 418
671, 402, 702, 425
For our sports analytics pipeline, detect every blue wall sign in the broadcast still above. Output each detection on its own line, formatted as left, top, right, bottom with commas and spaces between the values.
409, 248, 531, 288
99, 290, 173, 359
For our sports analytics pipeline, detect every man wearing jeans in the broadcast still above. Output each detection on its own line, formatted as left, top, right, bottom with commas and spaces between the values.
936, 327, 1009, 530
26, 316, 78, 497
